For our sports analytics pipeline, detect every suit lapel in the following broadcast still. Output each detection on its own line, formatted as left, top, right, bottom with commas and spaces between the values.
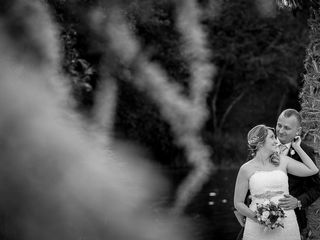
287, 147, 295, 158
287, 147, 301, 161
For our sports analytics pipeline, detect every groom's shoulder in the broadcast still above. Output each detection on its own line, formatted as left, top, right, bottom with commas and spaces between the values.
300, 142, 316, 156
301, 142, 314, 151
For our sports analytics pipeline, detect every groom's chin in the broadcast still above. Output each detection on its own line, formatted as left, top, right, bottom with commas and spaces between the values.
277, 137, 286, 144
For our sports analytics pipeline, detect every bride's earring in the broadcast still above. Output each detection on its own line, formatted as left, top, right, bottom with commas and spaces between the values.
257, 142, 263, 151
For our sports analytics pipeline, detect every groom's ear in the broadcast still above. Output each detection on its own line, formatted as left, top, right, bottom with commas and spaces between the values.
296, 127, 302, 137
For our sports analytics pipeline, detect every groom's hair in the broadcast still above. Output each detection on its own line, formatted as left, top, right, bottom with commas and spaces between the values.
281, 109, 302, 126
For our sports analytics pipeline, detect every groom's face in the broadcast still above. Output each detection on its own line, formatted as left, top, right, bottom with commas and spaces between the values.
276, 114, 301, 144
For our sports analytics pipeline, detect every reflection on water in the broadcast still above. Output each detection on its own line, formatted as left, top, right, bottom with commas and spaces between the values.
166, 168, 241, 240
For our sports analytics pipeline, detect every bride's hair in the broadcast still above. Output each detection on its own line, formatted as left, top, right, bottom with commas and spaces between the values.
247, 124, 280, 166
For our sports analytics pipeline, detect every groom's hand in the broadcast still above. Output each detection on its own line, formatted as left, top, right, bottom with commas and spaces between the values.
278, 194, 298, 210
291, 136, 301, 150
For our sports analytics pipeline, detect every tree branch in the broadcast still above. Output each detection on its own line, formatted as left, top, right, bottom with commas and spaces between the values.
218, 79, 258, 129
211, 64, 226, 130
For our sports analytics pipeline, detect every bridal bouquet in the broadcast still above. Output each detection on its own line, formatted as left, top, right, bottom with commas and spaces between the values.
255, 200, 286, 230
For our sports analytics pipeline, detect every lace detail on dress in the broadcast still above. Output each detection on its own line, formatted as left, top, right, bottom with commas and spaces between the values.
252, 190, 284, 199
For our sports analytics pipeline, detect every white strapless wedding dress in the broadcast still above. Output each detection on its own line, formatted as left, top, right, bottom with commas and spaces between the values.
243, 170, 300, 240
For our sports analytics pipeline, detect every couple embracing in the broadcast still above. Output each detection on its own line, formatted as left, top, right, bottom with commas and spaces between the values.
234, 109, 320, 240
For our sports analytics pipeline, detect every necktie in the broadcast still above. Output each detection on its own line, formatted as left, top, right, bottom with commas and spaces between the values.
279, 144, 287, 155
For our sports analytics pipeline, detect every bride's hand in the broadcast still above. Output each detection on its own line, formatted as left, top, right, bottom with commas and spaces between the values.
291, 136, 301, 150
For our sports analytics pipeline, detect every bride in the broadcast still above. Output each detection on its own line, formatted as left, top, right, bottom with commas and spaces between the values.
234, 124, 319, 240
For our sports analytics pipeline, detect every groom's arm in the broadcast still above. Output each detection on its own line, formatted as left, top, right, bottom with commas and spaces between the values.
298, 174, 320, 208
297, 144, 320, 208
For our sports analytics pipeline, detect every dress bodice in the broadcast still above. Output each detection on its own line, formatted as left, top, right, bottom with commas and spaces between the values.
249, 170, 289, 208
249, 169, 289, 195
244, 169, 300, 240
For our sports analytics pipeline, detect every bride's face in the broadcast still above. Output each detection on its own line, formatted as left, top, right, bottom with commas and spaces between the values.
262, 129, 278, 153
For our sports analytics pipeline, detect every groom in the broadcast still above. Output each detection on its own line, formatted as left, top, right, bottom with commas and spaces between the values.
234, 108, 320, 240
276, 109, 320, 239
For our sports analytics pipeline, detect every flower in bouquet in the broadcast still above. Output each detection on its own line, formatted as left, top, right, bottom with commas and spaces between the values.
255, 200, 286, 230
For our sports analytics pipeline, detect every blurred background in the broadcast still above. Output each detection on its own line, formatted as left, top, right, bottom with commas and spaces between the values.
50, 0, 307, 167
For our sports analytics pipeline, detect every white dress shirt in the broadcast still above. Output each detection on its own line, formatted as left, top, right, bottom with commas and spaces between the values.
277, 138, 291, 156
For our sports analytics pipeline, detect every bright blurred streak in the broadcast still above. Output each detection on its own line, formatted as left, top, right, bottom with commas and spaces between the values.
172, 0, 217, 214
0, 1, 193, 240
105, 0, 217, 214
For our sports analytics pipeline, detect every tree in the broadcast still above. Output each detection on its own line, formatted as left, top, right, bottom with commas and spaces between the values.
201, 0, 308, 165
277, 0, 320, 238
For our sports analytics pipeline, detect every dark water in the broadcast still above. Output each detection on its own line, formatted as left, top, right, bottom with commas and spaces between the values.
0, 168, 241, 240
166, 168, 241, 240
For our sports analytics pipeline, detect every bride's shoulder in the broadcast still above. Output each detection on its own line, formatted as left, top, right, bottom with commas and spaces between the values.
238, 161, 255, 177
242, 159, 255, 168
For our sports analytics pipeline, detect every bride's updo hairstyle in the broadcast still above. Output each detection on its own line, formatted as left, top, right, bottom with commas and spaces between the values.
247, 124, 280, 166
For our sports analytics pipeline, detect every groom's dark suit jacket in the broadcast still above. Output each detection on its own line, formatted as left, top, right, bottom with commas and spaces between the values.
287, 142, 320, 230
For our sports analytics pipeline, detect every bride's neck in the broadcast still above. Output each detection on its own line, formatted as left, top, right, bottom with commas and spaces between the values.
255, 150, 270, 165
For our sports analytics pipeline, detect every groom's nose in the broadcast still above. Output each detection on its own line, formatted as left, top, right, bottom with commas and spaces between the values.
278, 127, 284, 134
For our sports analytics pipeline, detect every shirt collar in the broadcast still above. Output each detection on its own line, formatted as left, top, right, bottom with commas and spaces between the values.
276, 138, 292, 149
